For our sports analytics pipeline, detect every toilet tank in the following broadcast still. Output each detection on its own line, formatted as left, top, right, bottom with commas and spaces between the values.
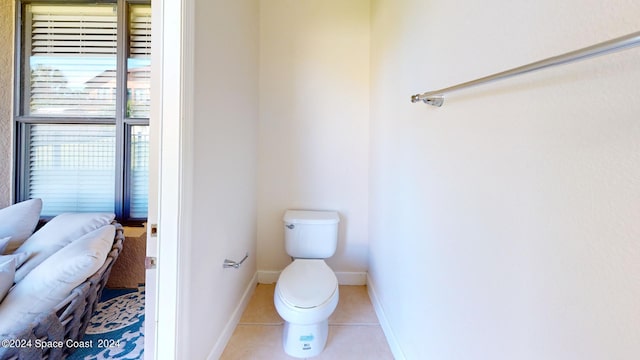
283, 210, 340, 259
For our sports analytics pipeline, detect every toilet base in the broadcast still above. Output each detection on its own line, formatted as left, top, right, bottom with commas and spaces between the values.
282, 319, 329, 358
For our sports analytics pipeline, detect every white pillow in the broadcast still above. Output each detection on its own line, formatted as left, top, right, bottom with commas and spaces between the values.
0, 225, 115, 335
0, 199, 43, 254
14, 213, 115, 283
0, 253, 30, 270
0, 257, 16, 302
0, 237, 9, 254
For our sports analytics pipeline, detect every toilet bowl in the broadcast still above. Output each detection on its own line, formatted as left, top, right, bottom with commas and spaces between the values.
275, 259, 339, 358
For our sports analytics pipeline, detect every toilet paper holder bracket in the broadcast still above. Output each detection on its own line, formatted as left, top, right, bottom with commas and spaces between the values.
223, 253, 249, 269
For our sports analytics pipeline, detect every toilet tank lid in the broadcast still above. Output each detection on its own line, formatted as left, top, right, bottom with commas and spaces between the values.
283, 210, 339, 224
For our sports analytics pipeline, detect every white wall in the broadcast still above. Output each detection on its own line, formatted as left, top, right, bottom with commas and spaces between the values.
369, 0, 640, 359
0, 1, 13, 207
181, 0, 259, 358
257, 0, 370, 276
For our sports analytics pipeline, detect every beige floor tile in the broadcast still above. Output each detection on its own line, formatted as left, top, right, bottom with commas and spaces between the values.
220, 325, 297, 360
239, 284, 283, 325
224, 284, 394, 359
315, 325, 394, 360
329, 286, 379, 325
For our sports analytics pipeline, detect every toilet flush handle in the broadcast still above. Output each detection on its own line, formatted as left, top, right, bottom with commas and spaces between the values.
286, 224, 295, 229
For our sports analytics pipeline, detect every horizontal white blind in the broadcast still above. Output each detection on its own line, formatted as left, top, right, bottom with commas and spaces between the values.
31, 14, 117, 55
28, 124, 116, 216
129, 5, 151, 58
27, 4, 117, 117
127, 5, 151, 118
129, 126, 149, 218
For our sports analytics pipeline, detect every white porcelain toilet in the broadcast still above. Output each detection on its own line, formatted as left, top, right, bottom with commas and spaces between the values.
274, 210, 340, 358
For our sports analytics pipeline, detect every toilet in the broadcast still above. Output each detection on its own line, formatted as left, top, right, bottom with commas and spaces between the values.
274, 210, 340, 358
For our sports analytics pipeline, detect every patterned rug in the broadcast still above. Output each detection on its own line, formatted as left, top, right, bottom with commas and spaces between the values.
67, 287, 145, 360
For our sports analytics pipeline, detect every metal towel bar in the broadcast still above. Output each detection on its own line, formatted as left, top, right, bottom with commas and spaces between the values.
411, 31, 640, 107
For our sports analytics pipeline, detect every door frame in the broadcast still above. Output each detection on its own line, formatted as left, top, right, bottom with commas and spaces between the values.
147, 0, 194, 358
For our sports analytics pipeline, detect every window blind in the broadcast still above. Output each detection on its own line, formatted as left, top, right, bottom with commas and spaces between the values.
28, 124, 116, 216
127, 5, 151, 218
27, 4, 117, 117
129, 126, 149, 218
18, 1, 151, 221
127, 5, 151, 118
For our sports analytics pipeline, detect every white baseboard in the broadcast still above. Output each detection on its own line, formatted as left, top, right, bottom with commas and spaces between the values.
367, 274, 406, 360
207, 272, 258, 360
257, 270, 280, 284
336, 272, 367, 285
258, 270, 367, 285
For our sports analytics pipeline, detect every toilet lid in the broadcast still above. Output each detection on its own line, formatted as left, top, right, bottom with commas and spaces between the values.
278, 259, 338, 309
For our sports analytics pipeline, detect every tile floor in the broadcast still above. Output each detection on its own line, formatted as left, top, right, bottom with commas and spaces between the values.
221, 284, 394, 360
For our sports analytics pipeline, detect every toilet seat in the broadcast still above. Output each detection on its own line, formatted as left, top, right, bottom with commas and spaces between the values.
277, 259, 338, 309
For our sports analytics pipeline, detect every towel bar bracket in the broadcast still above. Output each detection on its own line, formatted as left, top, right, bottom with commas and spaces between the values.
223, 253, 249, 269
412, 95, 444, 107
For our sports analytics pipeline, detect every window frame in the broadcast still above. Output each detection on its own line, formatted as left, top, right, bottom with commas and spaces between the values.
13, 0, 151, 224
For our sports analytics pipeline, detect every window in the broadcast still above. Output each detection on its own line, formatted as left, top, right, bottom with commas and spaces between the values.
15, 0, 151, 222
